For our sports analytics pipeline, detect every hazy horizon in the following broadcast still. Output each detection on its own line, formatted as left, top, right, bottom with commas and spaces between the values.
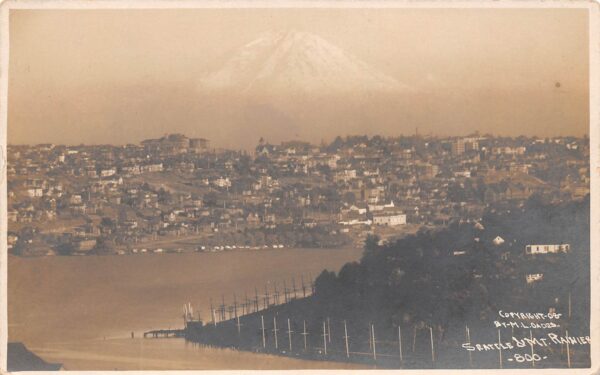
8, 8, 589, 150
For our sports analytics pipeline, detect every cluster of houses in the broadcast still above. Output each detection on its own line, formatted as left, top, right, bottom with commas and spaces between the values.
449, 218, 573, 287
524, 243, 571, 285
6, 133, 589, 256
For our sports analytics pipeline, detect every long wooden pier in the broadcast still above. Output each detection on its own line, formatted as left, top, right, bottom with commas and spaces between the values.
143, 329, 185, 338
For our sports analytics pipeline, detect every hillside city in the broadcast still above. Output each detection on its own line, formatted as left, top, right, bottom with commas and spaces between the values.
7, 133, 590, 257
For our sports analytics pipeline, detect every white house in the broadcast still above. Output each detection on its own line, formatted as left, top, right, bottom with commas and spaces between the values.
492, 236, 505, 246
100, 168, 117, 177
525, 244, 570, 255
69, 194, 83, 205
339, 218, 372, 226
349, 204, 368, 215
372, 213, 407, 226
526, 273, 544, 284
213, 177, 232, 188
141, 163, 164, 173
26, 188, 43, 198
368, 201, 395, 212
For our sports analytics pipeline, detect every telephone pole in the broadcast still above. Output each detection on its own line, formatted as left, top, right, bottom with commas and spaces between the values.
371, 324, 377, 361
398, 325, 403, 363
301, 320, 309, 351
287, 318, 294, 351
322, 321, 328, 355
273, 317, 279, 350
343, 320, 350, 358
261, 315, 266, 348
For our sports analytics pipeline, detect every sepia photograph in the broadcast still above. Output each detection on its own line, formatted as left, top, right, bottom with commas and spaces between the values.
1, 0, 598, 372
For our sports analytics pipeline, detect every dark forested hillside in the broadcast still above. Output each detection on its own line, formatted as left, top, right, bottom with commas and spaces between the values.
189, 196, 590, 368
314, 196, 590, 330
307, 195, 590, 367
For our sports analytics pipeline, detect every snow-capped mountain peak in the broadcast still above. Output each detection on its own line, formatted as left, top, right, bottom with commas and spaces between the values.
200, 30, 409, 94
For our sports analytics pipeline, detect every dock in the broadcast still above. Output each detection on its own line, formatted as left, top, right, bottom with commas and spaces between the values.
143, 329, 185, 338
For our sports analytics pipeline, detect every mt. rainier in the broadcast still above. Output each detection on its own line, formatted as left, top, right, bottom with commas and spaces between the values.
199, 30, 410, 95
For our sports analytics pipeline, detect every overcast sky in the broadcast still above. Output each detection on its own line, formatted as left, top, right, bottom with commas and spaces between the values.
8, 8, 589, 149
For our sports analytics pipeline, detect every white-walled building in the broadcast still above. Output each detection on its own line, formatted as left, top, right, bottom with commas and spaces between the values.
492, 236, 505, 246
526, 273, 544, 284
372, 212, 407, 226
525, 244, 570, 255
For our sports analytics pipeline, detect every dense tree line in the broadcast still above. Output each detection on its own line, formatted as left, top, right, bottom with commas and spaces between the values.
313, 195, 590, 337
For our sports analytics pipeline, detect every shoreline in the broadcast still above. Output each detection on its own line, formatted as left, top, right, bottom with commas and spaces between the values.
9, 244, 364, 258
27, 337, 369, 371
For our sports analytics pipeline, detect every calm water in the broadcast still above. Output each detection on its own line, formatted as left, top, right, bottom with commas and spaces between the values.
8, 248, 364, 370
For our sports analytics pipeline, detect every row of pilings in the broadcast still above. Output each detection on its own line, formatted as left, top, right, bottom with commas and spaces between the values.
181, 297, 589, 369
